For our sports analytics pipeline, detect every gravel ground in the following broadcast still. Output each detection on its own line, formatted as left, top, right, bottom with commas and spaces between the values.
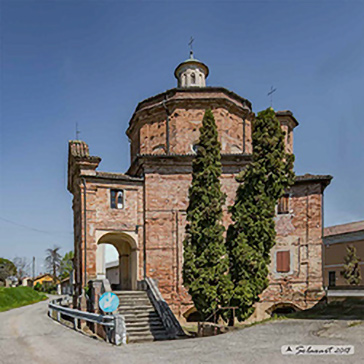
0, 298, 363, 364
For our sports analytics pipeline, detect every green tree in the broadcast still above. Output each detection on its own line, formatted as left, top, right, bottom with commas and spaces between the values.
183, 109, 231, 322
60, 251, 74, 280
341, 245, 361, 286
45, 246, 62, 283
0, 258, 17, 283
226, 107, 295, 323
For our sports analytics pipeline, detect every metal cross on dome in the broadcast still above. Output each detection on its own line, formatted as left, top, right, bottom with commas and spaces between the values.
188, 36, 194, 51
188, 36, 195, 58
267, 86, 277, 108
75, 122, 81, 140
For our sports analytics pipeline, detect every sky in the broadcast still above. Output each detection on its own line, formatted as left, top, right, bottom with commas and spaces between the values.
1, 0, 363, 273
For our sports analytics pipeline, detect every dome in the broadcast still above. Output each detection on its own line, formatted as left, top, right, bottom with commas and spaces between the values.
174, 51, 209, 88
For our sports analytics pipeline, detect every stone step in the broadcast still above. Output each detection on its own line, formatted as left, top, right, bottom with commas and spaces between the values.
124, 316, 161, 323
128, 337, 154, 343
117, 297, 150, 302
127, 333, 170, 344
125, 318, 161, 326
127, 325, 166, 335
119, 311, 156, 316
123, 312, 159, 317
117, 296, 150, 301
114, 291, 148, 296
121, 315, 156, 321
127, 326, 166, 335
116, 295, 149, 300
126, 321, 164, 328
118, 305, 155, 312
118, 300, 152, 306
127, 321, 165, 330
125, 321, 162, 329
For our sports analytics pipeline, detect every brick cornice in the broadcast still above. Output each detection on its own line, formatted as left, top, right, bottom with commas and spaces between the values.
295, 174, 333, 190
127, 153, 252, 176
126, 87, 253, 137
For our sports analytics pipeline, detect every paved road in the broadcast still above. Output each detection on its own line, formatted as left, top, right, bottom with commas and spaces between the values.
1, 298, 364, 364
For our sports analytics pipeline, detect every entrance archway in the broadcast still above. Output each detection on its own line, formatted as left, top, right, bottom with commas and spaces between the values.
96, 232, 138, 291
267, 303, 300, 317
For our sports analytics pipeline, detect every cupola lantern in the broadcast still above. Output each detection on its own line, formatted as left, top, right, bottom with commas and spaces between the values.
174, 51, 209, 88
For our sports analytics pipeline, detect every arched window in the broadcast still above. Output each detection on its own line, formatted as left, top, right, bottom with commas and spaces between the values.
191, 72, 196, 84
111, 189, 124, 209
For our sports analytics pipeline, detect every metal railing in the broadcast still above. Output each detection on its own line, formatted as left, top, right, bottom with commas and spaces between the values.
204, 306, 239, 326
48, 297, 126, 345
144, 278, 185, 339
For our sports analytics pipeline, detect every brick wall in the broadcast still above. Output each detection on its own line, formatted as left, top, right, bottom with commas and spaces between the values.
143, 168, 326, 320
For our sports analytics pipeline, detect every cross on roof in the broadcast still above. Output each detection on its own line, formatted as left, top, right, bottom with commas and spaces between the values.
76, 123, 81, 140
188, 36, 194, 51
267, 86, 277, 108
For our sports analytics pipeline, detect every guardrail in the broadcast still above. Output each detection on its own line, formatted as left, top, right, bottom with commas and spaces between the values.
48, 297, 126, 345
204, 306, 239, 325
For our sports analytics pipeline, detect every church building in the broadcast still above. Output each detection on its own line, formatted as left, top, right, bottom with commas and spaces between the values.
68, 51, 332, 322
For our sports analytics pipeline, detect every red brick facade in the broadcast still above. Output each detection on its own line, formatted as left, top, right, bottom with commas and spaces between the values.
68, 68, 332, 321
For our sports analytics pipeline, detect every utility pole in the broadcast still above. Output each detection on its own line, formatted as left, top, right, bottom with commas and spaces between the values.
32, 256, 35, 280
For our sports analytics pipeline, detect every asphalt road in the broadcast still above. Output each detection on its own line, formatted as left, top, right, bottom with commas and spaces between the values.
1, 298, 364, 364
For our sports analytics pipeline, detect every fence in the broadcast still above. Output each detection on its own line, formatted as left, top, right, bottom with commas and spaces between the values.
48, 297, 126, 345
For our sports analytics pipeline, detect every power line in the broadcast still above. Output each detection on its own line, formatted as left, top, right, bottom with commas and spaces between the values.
0, 216, 73, 237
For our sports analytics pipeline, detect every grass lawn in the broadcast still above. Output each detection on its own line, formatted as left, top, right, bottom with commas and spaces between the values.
183, 299, 364, 336
285, 298, 364, 320
0, 286, 47, 312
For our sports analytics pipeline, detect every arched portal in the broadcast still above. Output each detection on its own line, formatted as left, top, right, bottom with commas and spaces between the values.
267, 302, 300, 317
96, 232, 138, 291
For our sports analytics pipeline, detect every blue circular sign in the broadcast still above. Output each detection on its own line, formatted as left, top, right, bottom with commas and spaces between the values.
99, 292, 119, 313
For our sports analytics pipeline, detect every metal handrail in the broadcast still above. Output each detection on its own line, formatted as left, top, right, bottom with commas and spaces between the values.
204, 306, 239, 326
144, 278, 185, 338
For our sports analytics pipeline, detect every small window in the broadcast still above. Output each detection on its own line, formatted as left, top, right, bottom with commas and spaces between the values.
328, 271, 336, 287
191, 73, 196, 84
110, 190, 124, 209
278, 194, 289, 214
276, 250, 290, 273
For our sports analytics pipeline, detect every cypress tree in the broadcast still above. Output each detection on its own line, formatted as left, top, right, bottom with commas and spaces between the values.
225, 107, 295, 322
341, 245, 361, 286
183, 109, 231, 321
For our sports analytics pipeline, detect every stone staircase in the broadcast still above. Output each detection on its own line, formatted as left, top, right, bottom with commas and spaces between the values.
114, 291, 170, 344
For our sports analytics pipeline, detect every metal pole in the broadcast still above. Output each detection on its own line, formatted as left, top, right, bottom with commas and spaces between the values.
32, 256, 35, 280
162, 95, 170, 154
142, 179, 146, 279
